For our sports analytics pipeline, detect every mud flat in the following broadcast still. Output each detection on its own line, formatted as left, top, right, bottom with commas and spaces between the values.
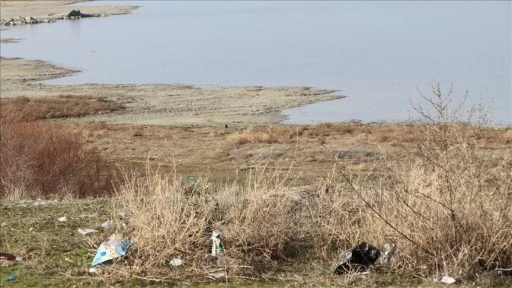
0, 57, 339, 127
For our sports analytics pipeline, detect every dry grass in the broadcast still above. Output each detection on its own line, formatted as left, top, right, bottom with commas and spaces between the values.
95, 84, 512, 284
226, 122, 510, 148
0, 95, 123, 122
1, 84, 511, 285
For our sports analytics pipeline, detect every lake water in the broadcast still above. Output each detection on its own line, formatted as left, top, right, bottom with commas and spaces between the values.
1, 1, 510, 125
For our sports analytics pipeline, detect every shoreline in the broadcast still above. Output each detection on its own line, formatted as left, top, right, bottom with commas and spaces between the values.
0, 56, 340, 127
0, 0, 138, 26
0, 1, 341, 127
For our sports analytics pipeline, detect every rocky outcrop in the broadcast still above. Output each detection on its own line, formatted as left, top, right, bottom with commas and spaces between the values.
1, 10, 106, 26
1, 16, 55, 26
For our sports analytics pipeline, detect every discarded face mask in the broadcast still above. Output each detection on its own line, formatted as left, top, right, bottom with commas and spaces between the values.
211, 231, 224, 256
91, 234, 132, 266
334, 242, 383, 274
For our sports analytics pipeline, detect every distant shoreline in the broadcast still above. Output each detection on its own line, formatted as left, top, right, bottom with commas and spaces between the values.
0, 1, 343, 128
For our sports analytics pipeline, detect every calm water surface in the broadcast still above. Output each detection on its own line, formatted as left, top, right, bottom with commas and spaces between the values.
1, 1, 510, 125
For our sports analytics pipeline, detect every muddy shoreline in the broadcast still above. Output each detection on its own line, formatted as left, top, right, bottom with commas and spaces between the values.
0, 1, 341, 127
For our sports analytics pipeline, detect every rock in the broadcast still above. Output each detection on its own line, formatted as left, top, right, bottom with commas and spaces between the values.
67, 9, 83, 18
64, 9, 96, 20
1, 16, 52, 26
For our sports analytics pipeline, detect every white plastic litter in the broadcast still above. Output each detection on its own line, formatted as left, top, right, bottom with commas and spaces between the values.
440, 275, 456, 284
211, 272, 226, 279
375, 243, 397, 265
89, 267, 99, 274
211, 231, 223, 256
58, 216, 67, 222
78, 228, 98, 235
170, 258, 183, 266
101, 220, 113, 230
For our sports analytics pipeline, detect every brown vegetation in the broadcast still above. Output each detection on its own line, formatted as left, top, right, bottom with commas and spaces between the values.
0, 95, 123, 122
0, 85, 510, 286
96, 84, 511, 283
0, 97, 117, 199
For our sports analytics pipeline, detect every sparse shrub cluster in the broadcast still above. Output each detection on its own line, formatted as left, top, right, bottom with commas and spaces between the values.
0, 95, 122, 122
0, 96, 116, 200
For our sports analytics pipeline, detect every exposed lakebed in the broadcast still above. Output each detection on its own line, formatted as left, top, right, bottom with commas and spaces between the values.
1, 1, 510, 125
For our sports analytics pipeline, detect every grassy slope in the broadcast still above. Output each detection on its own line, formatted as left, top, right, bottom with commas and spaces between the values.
4, 200, 508, 287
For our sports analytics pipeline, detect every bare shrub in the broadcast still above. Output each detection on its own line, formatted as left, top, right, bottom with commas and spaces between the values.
337, 83, 512, 278
0, 120, 115, 199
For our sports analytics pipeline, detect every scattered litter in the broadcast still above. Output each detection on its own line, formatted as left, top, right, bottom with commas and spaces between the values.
477, 244, 512, 276
211, 231, 224, 256
334, 242, 381, 274
170, 258, 183, 266
440, 275, 456, 284
57, 216, 67, 222
0, 252, 22, 261
375, 243, 397, 265
64, 257, 75, 264
92, 234, 132, 266
211, 272, 226, 279
77, 228, 98, 235
187, 175, 197, 182
101, 220, 114, 230
7, 274, 16, 281
89, 267, 99, 274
